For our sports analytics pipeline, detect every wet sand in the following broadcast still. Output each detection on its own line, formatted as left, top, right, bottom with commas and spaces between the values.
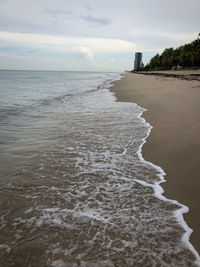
110, 71, 200, 253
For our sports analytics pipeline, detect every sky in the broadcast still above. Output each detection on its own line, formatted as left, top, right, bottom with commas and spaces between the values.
0, 0, 199, 72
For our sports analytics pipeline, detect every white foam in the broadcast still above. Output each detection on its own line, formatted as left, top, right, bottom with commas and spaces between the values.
136, 106, 200, 266
51, 259, 66, 267
121, 148, 127, 155
0, 213, 7, 230
100, 73, 123, 90
0, 244, 11, 253
74, 210, 113, 226
24, 207, 34, 214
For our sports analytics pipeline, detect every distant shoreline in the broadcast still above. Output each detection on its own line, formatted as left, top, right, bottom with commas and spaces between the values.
109, 71, 200, 254
134, 69, 200, 81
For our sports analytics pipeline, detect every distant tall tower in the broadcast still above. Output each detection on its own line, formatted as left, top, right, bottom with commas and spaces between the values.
134, 52, 142, 70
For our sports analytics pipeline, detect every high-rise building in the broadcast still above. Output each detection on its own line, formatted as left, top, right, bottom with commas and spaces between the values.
134, 52, 142, 70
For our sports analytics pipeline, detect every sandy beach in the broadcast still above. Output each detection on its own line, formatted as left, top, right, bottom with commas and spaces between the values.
110, 71, 200, 253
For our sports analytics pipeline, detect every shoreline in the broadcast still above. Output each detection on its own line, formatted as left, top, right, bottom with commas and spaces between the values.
134, 69, 200, 81
109, 71, 200, 256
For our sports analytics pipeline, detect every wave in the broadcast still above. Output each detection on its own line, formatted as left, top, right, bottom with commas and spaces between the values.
0, 73, 122, 121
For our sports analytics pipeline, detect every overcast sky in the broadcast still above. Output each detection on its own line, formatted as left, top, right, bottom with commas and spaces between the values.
0, 0, 199, 71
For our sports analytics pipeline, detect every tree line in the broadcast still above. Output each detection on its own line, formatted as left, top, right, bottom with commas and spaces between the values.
142, 37, 200, 71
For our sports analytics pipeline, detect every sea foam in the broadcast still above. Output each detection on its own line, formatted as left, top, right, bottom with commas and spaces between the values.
135, 107, 200, 266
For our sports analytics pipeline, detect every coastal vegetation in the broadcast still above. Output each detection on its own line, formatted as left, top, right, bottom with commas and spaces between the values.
140, 37, 200, 71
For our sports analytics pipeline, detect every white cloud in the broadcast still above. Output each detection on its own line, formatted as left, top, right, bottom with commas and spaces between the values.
0, 31, 139, 70
0, 52, 9, 56
158, 32, 198, 43
78, 46, 95, 64
0, 31, 138, 54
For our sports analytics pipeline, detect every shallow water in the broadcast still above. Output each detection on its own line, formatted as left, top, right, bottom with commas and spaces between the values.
0, 70, 198, 266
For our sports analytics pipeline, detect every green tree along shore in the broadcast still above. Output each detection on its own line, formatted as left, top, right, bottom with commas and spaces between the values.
138, 38, 200, 71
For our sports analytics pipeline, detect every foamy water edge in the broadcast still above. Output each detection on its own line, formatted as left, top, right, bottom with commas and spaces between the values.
109, 74, 200, 266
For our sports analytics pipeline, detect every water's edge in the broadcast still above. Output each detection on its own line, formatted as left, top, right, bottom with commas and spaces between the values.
108, 75, 200, 266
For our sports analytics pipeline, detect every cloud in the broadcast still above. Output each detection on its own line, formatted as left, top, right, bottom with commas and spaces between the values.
79, 46, 95, 63
0, 52, 9, 56
44, 8, 72, 17
81, 14, 111, 27
85, 4, 92, 12
0, 0, 199, 70
0, 31, 138, 54
157, 32, 199, 43
81, 3, 111, 27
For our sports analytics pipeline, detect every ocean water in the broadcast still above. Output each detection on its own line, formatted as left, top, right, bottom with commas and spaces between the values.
0, 70, 199, 266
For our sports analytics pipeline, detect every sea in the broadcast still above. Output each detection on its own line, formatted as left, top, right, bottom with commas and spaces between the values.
0, 70, 199, 267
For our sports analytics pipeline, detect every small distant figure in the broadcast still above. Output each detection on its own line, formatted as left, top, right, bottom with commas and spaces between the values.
171, 65, 183, 70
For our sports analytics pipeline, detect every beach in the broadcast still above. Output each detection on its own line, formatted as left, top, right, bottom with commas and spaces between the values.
110, 70, 200, 253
